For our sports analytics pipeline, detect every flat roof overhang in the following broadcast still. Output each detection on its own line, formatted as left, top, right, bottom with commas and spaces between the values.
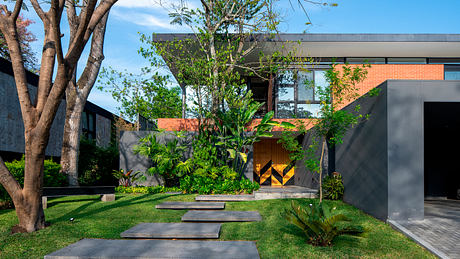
154, 33, 460, 58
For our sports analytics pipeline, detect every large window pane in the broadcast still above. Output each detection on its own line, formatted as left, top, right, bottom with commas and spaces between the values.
81, 112, 88, 130
277, 70, 295, 85
298, 71, 313, 101
445, 66, 460, 80
297, 104, 322, 118
314, 70, 328, 100
88, 113, 94, 131
278, 86, 294, 101
445, 71, 460, 80
277, 103, 294, 118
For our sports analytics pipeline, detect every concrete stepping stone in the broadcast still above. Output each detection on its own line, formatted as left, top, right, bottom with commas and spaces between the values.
182, 210, 262, 222
156, 202, 225, 210
195, 194, 255, 202
120, 223, 222, 239
44, 239, 260, 259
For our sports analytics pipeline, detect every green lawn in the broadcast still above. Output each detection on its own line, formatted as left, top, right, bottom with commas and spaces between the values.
0, 194, 434, 259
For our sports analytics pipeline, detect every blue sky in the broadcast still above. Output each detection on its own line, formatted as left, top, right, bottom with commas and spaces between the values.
19, 0, 460, 115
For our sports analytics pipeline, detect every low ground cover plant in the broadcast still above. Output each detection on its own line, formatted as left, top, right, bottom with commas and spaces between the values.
180, 175, 260, 194
115, 185, 181, 194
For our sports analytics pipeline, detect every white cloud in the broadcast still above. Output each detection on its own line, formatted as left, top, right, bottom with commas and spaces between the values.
116, 0, 199, 10
112, 9, 179, 29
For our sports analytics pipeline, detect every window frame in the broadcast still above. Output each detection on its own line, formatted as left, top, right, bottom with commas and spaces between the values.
275, 69, 325, 118
82, 110, 96, 140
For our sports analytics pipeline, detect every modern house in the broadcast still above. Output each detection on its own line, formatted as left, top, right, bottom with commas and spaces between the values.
0, 57, 116, 161
121, 34, 460, 222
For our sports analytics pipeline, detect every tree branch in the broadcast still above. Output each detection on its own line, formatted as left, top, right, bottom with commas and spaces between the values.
30, 0, 47, 22
0, 155, 22, 203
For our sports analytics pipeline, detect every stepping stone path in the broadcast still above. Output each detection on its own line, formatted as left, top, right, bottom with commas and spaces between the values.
46, 195, 263, 258
182, 210, 262, 222
155, 201, 225, 210
44, 239, 260, 259
121, 223, 222, 239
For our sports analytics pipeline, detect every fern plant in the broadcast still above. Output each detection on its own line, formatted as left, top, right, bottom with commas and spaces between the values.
284, 201, 364, 246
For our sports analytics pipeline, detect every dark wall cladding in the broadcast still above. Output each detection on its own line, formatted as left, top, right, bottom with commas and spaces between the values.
118, 131, 254, 186
334, 80, 460, 221
335, 83, 389, 221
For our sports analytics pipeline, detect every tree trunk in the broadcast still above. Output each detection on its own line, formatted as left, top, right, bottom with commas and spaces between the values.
60, 8, 109, 186
60, 90, 86, 186
318, 138, 326, 203
15, 135, 47, 232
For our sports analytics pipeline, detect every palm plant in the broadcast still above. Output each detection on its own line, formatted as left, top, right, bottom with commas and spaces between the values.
284, 200, 365, 246
213, 92, 282, 179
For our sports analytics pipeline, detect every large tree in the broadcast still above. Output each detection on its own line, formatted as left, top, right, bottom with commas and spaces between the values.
60, 0, 110, 186
0, 0, 117, 232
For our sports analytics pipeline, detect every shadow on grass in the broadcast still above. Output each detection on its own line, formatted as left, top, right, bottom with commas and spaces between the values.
46, 196, 104, 208
51, 193, 179, 224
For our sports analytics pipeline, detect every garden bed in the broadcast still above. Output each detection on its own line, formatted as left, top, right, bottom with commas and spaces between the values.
0, 194, 435, 258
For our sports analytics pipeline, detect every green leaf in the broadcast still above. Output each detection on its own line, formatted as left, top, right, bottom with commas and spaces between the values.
280, 121, 296, 129
238, 152, 247, 163
227, 149, 236, 159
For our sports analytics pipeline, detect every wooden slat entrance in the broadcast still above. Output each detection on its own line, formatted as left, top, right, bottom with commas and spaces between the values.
253, 139, 295, 186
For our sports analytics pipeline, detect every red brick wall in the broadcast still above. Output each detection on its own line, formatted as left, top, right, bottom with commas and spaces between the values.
158, 64, 444, 131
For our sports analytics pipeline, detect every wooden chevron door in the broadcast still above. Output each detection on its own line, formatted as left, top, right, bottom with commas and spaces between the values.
253, 139, 295, 186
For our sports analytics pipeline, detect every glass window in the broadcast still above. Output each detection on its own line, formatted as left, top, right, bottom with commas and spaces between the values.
297, 104, 321, 118
314, 70, 328, 99
346, 58, 385, 64
297, 71, 313, 101
428, 58, 460, 64
445, 65, 460, 80
81, 112, 88, 130
88, 113, 94, 131
445, 71, 460, 80
275, 69, 329, 119
277, 70, 295, 85
387, 58, 426, 64
277, 103, 294, 118
278, 86, 294, 101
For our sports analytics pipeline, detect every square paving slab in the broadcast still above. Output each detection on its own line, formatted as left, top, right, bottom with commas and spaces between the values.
155, 202, 225, 210
195, 194, 255, 202
44, 239, 260, 259
120, 223, 222, 239
182, 210, 262, 222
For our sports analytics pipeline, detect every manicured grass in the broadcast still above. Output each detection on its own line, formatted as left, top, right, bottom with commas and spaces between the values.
0, 194, 434, 259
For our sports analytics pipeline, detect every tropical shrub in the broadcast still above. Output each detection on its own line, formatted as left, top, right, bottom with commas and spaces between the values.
0, 157, 67, 207
78, 137, 119, 186
115, 185, 181, 194
180, 175, 260, 194
213, 92, 284, 179
112, 169, 145, 187
134, 131, 192, 187
322, 172, 344, 200
284, 201, 364, 246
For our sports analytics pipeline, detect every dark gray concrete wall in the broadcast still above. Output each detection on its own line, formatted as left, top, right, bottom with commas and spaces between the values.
0, 72, 66, 157
294, 129, 329, 189
335, 84, 389, 221
0, 70, 114, 158
119, 131, 254, 186
386, 80, 460, 220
